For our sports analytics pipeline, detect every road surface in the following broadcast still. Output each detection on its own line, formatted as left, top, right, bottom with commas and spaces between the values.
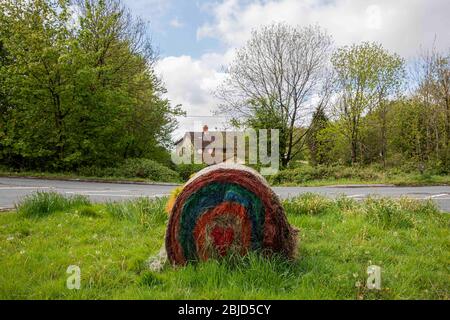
0, 177, 449, 211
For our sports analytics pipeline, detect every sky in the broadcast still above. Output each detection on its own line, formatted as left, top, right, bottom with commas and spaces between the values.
122, 0, 450, 140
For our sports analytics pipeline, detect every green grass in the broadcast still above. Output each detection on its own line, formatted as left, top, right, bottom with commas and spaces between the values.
0, 192, 448, 299
16, 191, 91, 218
2, 165, 449, 187
268, 164, 450, 187
0, 170, 180, 185
0, 158, 182, 184
271, 175, 450, 187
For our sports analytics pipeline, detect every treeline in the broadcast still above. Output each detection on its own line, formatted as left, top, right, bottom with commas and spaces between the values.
1, 3, 448, 176
217, 24, 449, 174
306, 44, 449, 174
0, 0, 181, 171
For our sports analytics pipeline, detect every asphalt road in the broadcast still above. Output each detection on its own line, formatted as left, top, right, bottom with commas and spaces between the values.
0, 177, 449, 212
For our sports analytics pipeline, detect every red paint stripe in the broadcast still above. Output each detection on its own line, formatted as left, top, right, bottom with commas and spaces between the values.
193, 202, 251, 261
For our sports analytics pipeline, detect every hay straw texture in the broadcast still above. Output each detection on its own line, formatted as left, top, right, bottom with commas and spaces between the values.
165, 164, 298, 265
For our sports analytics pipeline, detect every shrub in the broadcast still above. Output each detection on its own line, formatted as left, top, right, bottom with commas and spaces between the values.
17, 191, 91, 218
78, 158, 181, 182
175, 164, 207, 181
77, 165, 119, 177
270, 165, 384, 185
118, 158, 180, 182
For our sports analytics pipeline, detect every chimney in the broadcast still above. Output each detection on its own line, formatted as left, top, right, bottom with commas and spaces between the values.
202, 124, 211, 142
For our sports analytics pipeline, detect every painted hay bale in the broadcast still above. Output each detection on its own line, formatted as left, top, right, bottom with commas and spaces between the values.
165, 164, 298, 265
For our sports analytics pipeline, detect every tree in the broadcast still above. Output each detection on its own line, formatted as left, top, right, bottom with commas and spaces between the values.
374, 49, 404, 167
216, 23, 333, 167
0, 39, 12, 161
0, 0, 181, 170
412, 47, 449, 170
387, 99, 425, 165
306, 107, 332, 165
433, 52, 450, 170
332, 42, 404, 165
0, 0, 75, 168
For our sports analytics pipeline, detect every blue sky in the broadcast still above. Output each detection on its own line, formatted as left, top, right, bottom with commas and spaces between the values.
123, 0, 225, 58
122, 0, 450, 139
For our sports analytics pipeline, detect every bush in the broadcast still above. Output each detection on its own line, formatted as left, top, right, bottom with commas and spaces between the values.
175, 164, 207, 181
17, 191, 91, 218
77, 165, 119, 177
270, 165, 384, 185
78, 158, 180, 183
118, 158, 180, 182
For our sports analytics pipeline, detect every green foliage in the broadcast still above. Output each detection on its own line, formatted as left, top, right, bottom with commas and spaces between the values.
0, 0, 182, 171
306, 108, 333, 165
386, 99, 449, 173
79, 158, 181, 182
270, 164, 383, 185
16, 191, 90, 218
270, 163, 449, 186
4, 158, 182, 183
77, 165, 121, 178
331, 42, 404, 164
175, 163, 208, 181
118, 158, 180, 182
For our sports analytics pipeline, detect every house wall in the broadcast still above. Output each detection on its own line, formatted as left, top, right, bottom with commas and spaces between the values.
175, 135, 194, 162
175, 132, 246, 165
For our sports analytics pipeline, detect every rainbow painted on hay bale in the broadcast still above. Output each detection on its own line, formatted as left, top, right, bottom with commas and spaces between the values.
165, 164, 298, 265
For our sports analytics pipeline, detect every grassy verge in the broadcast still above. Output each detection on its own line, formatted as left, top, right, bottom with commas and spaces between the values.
271, 175, 450, 187
268, 165, 450, 187
0, 192, 448, 299
1, 166, 448, 187
0, 170, 180, 185
0, 158, 182, 184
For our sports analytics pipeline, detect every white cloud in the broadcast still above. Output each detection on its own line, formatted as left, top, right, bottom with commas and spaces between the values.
169, 17, 184, 28
197, 0, 450, 58
155, 54, 230, 139
365, 5, 382, 30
